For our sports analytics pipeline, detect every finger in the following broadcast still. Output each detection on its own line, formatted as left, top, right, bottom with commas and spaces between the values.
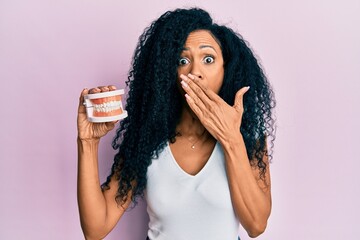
105, 121, 117, 131
233, 86, 250, 112
184, 94, 204, 119
108, 85, 117, 91
89, 87, 101, 94
180, 75, 207, 111
187, 73, 222, 102
89, 85, 116, 93
181, 74, 209, 102
105, 119, 120, 132
180, 74, 210, 109
99, 86, 110, 92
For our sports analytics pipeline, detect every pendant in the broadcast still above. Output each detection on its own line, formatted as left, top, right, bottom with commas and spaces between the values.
191, 145, 195, 149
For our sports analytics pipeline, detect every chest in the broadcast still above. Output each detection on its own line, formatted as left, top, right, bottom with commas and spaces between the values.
169, 140, 216, 176
146, 142, 233, 213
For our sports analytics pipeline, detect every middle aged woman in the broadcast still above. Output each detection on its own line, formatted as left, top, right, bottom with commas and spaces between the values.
77, 8, 276, 240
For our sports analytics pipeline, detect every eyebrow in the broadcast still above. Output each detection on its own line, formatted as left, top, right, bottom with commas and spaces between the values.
182, 45, 217, 53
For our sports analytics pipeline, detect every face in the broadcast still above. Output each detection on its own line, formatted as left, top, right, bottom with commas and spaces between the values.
177, 30, 224, 95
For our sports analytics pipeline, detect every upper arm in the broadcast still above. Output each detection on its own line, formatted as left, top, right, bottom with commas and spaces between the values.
251, 149, 272, 204
102, 175, 133, 236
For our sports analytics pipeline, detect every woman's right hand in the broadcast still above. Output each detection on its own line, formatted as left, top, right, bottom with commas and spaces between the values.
77, 85, 119, 141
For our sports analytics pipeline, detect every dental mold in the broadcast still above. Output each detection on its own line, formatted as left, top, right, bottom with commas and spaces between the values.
83, 89, 128, 122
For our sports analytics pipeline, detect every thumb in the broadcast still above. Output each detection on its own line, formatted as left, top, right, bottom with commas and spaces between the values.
233, 86, 250, 112
105, 120, 119, 131
78, 88, 89, 113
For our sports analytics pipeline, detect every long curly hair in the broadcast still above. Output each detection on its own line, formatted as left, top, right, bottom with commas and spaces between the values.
101, 8, 276, 206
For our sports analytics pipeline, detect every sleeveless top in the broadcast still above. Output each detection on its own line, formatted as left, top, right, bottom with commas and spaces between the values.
144, 141, 239, 240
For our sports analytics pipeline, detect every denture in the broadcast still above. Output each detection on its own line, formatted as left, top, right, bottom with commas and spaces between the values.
84, 89, 128, 122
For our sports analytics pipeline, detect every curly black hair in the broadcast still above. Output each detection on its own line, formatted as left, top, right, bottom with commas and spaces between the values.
101, 8, 276, 206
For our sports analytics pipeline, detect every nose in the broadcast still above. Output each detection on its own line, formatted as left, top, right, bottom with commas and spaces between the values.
190, 61, 203, 79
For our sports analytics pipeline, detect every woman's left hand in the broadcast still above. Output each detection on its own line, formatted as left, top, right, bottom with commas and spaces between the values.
180, 73, 250, 143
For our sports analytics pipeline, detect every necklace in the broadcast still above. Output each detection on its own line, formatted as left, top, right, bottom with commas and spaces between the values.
177, 129, 207, 149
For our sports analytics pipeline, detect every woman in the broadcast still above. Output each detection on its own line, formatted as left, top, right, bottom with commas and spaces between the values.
77, 8, 275, 240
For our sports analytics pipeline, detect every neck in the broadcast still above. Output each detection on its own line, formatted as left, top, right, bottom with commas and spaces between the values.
174, 106, 215, 149
176, 106, 206, 136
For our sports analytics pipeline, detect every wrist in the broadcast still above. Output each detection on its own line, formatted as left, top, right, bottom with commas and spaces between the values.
219, 132, 244, 150
220, 132, 250, 166
77, 136, 100, 146
77, 137, 100, 160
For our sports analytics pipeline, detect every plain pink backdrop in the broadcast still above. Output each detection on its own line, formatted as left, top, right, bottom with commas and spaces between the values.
1, 0, 359, 239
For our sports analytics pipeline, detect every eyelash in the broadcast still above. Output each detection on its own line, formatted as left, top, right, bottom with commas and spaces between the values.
203, 55, 215, 64
178, 57, 190, 66
178, 55, 215, 66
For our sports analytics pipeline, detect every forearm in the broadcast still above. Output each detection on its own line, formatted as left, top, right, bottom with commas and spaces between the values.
221, 134, 271, 237
77, 137, 108, 239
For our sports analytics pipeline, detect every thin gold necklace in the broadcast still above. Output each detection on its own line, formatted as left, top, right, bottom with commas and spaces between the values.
177, 129, 207, 149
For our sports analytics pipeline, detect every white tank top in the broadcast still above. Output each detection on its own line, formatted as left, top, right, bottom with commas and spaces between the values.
145, 141, 239, 240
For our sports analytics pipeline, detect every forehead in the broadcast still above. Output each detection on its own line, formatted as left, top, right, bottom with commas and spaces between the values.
184, 30, 221, 50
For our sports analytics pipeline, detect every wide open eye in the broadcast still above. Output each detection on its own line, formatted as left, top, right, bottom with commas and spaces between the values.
178, 57, 190, 66
203, 56, 215, 64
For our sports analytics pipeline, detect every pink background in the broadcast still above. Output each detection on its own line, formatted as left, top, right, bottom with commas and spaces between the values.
1, 0, 359, 239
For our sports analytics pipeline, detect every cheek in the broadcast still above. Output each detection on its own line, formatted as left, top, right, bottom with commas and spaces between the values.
208, 67, 224, 94
212, 78, 224, 94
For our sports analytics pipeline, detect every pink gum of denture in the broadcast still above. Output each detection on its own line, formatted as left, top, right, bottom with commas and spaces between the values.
83, 89, 128, 123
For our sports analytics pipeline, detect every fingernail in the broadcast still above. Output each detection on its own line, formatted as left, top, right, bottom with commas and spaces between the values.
187, 73, 195, 80
181, 80, 188, 88
185, 94, 191, 100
